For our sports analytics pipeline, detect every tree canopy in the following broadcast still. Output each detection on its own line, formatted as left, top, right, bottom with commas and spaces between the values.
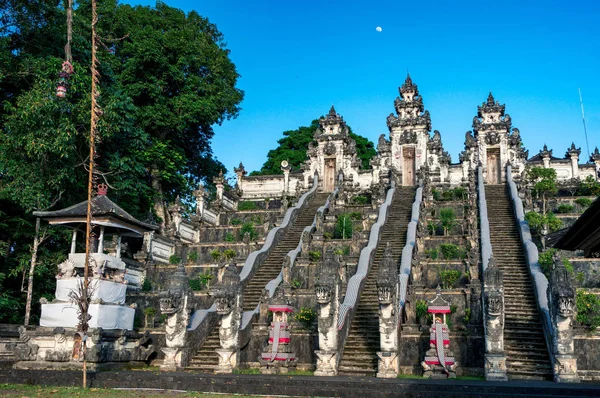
251, 119, 376, 175
0, 0, 243, 323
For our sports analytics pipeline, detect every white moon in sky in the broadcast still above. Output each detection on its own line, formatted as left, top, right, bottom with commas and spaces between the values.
376, 26, 382, 32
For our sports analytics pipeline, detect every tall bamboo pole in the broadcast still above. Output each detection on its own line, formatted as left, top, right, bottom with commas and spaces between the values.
82, 0, 100, 388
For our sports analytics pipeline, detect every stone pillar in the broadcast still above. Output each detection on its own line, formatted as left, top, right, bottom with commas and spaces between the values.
567, 143, 581, 179
483, 257, 507, 381
376, 243, 399, 378
70, 229, 77, 254
159, 262, 192, 370
97, 226, 105, 254
211, 264, 243, 374
548, 254, 579, 383
539, 145, 552, 169
314, 247, 341, 376
193, 183, 206, 219
281, 160, 291, 196
234, 162, 246, 196
213, 170, 225, 202
590, 147, 600, 181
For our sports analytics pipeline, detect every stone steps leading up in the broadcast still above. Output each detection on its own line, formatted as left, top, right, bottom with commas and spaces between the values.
485, 184, 553, 381
338, 186, 415, 377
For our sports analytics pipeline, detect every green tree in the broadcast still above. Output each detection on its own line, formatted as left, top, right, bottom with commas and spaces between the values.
251, 119, 376, 175
526, 166, 558, 215
111, 3, 244, 219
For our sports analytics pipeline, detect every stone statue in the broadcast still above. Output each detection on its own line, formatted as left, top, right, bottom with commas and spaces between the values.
483, 257, 507, 381
376, 243, 400, 378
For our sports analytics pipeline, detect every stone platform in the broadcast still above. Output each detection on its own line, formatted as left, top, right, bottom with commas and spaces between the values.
1, 369, 599, 397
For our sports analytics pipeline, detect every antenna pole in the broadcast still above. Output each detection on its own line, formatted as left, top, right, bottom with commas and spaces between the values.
579, 88, 591, 161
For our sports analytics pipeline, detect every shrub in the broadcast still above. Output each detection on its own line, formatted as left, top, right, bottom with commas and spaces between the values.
525, 211, 543, 233
308, 251, 321, 262
427, 222, 437, 236
230, 218, 242, 225
463, 308, 471, 324
224, 232, 236, 242
538, 248, 556, 276
556, 204, 574, 213
334, 214, 353, 239
442, 190, 454, 201
291, 279, 302, 289
416, 299, 428, 320
189, 279, 203, 291
238, 201, 258, 211
187, 251, 198, 263
240, 222, 258, 241
348, 212, 362, 220
439, 208, 458, 236
439, 269, 462, 289
295, 307, 316, 329
426, 248, 438, 260
352, 195, 369, 205
143, 307, 156, 328
323, 232, 333, 239
250, 214, 263, 224
334, 245, 351, 256
432, 189, 441, 201
169, 254, 181, 265
210, 249, 221, 262
576, 290, 600, 329
578, 175, 600, 196
439, 243, 460, 260
222, 249, 237, 261
546, 212, 562, 232
189, 271, 213, 291
141, 278, 152, 292
575, 197, 592, 208
453, 187, 467, 200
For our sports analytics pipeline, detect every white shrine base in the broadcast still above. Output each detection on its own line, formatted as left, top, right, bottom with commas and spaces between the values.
40, 303, 134, 330
55, 278, 127, 304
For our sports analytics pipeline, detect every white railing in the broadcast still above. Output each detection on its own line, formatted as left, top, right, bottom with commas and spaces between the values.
478, 166, 493, 271
398, 185, 423, 309
337, 181, 396, 330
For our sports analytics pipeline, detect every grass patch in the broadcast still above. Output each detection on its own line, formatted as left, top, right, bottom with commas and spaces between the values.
397, 373, 423, 379
286, 369, 314, 376
232, 367, 261, 375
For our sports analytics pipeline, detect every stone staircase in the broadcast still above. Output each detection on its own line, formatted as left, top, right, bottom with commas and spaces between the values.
187, 192, 329, 372
338, 186, 415, 376
241, 192, 330, 311
187, 327, 220, 372
485, 185, 553, 381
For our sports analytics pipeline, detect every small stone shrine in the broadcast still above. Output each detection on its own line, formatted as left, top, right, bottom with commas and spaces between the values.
421, 287, 457, 379
259, 290, 296, 374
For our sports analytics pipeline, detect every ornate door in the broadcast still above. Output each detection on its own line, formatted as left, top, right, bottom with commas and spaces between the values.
402, 146, 416, 186
324, 158, 336, 192
486, 148, 501, 184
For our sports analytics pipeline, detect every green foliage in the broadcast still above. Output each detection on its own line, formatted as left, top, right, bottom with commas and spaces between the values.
333, 245, 351, 256
526, 166, 558, 213
439, 243, 462, 260
169, 255, 182, 265
439, 208, 458, 236
578, 176, 600, 196
323, 232, 333, 239
538, 249, 557, 276
427, 222, 437, 236
251, 119, 376, 175
224, 232, 236, 242
576, 290, 600, 329
187, 251, 198, 263
463, 308, 471, 324
348, 212, 362, 220
442, 190, 454, 201
250, 214, 263, 224
189, 271, 213, 291
238, 201, 258, 211
308, 251, 321, 262
222, 249, 237, 260
416, 299, 428, 320
210, 249, 221, 262
230, 218, 242, 225
525, 211, 562, 234
575, 197, 593, 208
141, 278, 153, 292
450, 304, 458, 314
556, 204, 574, 213
334, 213, 353, 239
352, 195, 369, 205
432, 189, 441, 201
439, 269, 462, 289
426, 248, 439, 260
240, 222, 258, 241
291, 279, 302, 289
294, 307, 316, 329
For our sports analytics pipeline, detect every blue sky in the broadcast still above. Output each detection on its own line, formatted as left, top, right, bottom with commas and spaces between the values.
124, 0, 600, 177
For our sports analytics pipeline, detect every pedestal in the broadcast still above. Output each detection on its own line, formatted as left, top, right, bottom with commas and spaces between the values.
160, 347, 186, 371
554, 354, 580, 383
377, 351, 398, 378
215, 349, 238, 374
484, 353, 508, 381
314, 350, 338, 376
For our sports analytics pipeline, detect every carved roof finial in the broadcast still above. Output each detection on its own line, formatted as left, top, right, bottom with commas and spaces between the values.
329, 105, 337, 117
405, 72, 413, 86
487, 92, 495, 105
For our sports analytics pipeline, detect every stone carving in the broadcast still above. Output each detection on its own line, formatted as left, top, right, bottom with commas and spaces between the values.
56, 259, 75, 279
44, 327, 70, 362
376, 243, 399, 378
9, 326, 39, 361
399, 130, 417, 145
314, 247, 342, 376
483, 257, 507, 381
159, 261, 192, 370
548, 254, 579, 383
211, 264, 243, 373
465, 131, 477, 149
324, 140, 336, 156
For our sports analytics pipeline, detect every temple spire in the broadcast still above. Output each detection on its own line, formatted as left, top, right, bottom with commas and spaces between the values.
328, 105, 337, 117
